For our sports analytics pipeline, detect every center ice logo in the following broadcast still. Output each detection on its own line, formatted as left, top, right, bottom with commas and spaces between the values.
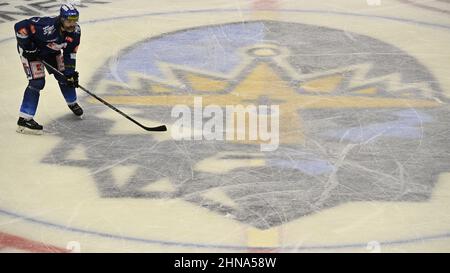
43, 21, 450, 229
170, 96, 280, 152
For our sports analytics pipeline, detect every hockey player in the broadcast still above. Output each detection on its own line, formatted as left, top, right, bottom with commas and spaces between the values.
14, 3, 83, 135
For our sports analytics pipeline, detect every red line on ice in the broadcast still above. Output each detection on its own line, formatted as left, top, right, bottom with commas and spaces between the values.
0, 232, 68, 253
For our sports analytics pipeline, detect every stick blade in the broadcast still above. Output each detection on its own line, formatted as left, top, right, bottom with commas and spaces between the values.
144, 125, 167, 132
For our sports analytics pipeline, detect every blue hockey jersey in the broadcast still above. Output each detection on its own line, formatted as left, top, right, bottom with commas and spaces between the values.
14, 16, 80, 74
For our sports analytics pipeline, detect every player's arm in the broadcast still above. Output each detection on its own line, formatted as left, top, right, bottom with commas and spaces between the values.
63, 25, 81, 87
14, 19, 39, 59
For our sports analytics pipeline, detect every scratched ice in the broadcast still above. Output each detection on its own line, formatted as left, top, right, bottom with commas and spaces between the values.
1, 0, 450, 252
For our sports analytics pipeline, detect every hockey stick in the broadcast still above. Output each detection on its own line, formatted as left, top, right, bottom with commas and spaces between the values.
42, 61, 167, 132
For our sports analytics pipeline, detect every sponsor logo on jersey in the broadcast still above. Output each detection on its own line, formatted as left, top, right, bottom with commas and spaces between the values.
43, 25, 55, 36
46, 42, 67, 51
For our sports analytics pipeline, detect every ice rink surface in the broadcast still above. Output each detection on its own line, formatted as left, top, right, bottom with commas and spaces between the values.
0, 0, 450, 252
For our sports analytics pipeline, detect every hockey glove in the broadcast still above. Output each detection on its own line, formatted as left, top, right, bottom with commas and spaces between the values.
65, 71, 79, 88
21, 48, 40, 61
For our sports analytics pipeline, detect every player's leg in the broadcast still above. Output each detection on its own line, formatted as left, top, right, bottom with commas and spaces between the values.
51, 54, 83, 118
17, 48, 45, 135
